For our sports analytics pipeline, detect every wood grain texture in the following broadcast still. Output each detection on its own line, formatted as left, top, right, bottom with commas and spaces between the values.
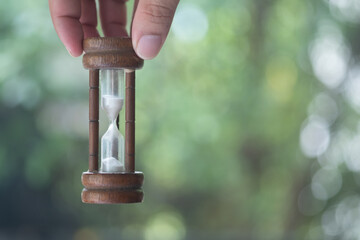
81, 171, 144, 204
82, 189, 143, 204
82, 171, 144, 189
125, 71, 135, 172
89, 70, 99, 172
83, 37, 144, 69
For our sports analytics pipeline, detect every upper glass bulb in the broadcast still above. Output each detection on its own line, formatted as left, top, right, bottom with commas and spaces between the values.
100, 69, 125, 122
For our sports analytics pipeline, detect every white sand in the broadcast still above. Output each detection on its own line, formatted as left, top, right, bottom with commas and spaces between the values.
101, 95, 124, 122
101, 157, 124, 172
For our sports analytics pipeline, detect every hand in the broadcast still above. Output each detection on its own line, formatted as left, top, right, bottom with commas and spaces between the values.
49, 0, 179, 59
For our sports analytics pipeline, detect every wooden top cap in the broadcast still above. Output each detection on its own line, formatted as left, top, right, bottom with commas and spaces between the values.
83, 37, 144, 70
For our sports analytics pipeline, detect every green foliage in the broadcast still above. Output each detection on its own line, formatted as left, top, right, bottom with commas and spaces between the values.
0, 0, 359, 239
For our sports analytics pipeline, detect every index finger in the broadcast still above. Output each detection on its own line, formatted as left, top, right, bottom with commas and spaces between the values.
49, 0, 83, 57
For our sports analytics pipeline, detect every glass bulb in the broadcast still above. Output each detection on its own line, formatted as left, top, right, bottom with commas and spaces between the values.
100, 69, 125, 173
101, 123, 124, 172
101, 69, 125, 122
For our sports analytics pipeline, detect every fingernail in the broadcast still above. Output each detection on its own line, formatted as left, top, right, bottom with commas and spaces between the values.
66, 47, 75, 57
135, 35, 162, 60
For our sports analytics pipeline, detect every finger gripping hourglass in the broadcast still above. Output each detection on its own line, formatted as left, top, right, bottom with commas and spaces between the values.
81, 37, 144, 204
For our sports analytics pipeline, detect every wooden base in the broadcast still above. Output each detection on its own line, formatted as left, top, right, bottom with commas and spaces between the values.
81, 171, 144, 204
81, 189, 143, 204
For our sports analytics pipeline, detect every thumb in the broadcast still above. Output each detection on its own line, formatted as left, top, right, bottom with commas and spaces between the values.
131, 0, 179, 60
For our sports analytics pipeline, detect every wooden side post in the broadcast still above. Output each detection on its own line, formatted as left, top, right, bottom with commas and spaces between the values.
89, 69, 99, 172
125, 70, 135, 172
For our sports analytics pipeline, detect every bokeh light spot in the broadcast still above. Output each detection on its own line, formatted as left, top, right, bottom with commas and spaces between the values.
328, 0, 360, 23
311, 168, 342, 200
73, 228, 99, 240
344, 66, 360, 113
310, 23, 349, 89
172, 4, 208, 42
322, 207, 341, 237
144, 212, 186, 240
300, 117, 330, 158
308, 93, 338, 125
266, 55, 298, 103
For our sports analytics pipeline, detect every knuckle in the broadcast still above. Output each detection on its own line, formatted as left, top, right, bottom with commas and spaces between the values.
141, 2, 175, 24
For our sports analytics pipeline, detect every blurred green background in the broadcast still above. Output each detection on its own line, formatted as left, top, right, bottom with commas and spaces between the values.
1, 0, 360, 239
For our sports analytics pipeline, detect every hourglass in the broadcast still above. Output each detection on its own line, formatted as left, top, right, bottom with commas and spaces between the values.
81, 37, 144, 204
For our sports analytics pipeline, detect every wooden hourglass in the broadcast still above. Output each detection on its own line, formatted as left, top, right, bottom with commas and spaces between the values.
81, 37, 144, 204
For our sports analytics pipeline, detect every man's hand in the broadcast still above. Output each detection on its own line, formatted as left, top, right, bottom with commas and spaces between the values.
49, 0, 179, 59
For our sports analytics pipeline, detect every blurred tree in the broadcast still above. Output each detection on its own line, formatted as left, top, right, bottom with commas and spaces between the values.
0, 0, 360, 239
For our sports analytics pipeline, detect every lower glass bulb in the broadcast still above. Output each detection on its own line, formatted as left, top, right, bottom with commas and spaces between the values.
101, 122, 125, 172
